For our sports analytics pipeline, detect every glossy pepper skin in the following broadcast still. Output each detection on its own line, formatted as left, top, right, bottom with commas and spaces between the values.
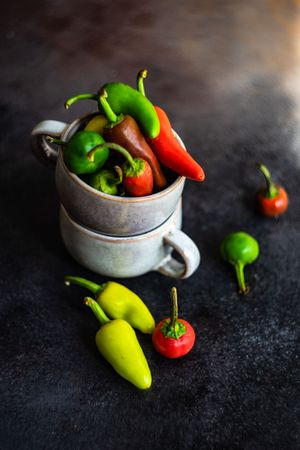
64, 276, 155, 334
98, 89, 166, 191
65, 82, 160, 139
85, 297, 152, 390
257, 163, 289, 217
137, 69, 205, 181
87, 142, 153, 196
47, 131, 109, 175
152, 287, 195, 359
220, 231, 259, 295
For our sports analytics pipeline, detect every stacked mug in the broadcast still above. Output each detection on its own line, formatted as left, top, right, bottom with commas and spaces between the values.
31, 114, 200, 279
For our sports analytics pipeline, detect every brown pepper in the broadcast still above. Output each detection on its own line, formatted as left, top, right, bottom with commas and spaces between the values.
103, 115, 167, 191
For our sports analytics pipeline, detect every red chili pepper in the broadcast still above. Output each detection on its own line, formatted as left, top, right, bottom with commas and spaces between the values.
257, 163, 289, 217
88, 143, 153, 197
137, 70, 205, 182
122, 157, 153, 197
152, 287, 195, 359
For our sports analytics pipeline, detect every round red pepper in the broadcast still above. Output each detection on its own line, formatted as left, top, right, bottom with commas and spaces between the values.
122, 157, 153, 197
152, 287, 195, 359
257, 163, 289, 217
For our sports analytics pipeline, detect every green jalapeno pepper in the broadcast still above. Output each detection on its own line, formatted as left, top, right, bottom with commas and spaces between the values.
64, 82, 160, 139
65, 276, 155, 334
48, 131, 109, 175
85, 297, 152, 390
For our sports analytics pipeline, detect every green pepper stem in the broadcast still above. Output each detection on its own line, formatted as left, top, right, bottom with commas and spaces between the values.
234, 262, 249, 295
257, 163, 279, 199
64, 93, 99, 110
99, 88, 119, 123
113, 166, 123, 184
87, 142, 136, 168
46, 136, 67, 146
64, 275, 106, 295
160, 287, 186, 339
137, 69, 148, 97
170, 287, 178, 329
84, 297, 110, 325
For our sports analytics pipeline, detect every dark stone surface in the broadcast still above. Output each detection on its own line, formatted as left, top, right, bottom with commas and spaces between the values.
1, 1, 299, 449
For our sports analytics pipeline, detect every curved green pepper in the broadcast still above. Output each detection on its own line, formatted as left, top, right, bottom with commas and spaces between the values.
48, 131, 109, 175
85, 297, 152, 390
64, 276, 155, 334
64, 82, 160, 139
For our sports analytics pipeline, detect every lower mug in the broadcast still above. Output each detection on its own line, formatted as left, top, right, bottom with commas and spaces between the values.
60, 201, 200, 279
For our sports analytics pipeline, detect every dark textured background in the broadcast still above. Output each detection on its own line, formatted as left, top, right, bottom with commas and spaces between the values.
1, 1, 300, 449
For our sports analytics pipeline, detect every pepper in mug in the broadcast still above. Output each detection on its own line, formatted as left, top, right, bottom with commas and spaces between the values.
47, 131, 109, 175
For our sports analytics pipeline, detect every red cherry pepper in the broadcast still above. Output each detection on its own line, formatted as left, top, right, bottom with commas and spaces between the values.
152, 287, 195, 359
137, 69, 205, 182
257, 163, 289, 217
88, 142, 153, 197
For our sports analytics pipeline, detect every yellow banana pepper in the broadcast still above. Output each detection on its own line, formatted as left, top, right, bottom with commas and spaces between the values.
85, 297, 152, 389
64, 276, 155, 334
84, 114, 108, 135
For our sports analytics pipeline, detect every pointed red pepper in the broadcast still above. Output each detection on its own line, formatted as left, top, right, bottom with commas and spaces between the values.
152, 287, 195, 359
137, 69, 205, 182
256, 163, 289, 217
88, 142, 153, 197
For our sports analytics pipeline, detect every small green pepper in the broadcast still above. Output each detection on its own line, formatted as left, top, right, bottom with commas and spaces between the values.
47, 131, 109, 175
86, 166, 123, 195
64, 82, 160, 139
85, 297, 152, 390
64, 276, 155, 334
220, 231, 259, 295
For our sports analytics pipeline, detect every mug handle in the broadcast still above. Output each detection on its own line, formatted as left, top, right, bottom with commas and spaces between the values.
156, 226, 201, 279
31, 120, 69, 167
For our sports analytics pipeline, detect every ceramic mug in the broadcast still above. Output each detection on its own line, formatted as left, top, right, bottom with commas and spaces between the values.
31, 114, 186, 236
60, 200, 200, 279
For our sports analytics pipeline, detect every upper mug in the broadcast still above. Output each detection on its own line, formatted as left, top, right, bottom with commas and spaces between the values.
31, 113, 186, 236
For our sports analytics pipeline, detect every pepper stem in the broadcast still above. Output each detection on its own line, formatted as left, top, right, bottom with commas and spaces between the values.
234, 262, 249, 295
137, 69, 148, 97
64, 93, 99, 110
46, 136, 67, 146
87, 142, 136, 168
170, 287, 178, 329
64, 275, 106, 295
257, 163, 279, 199
113, 166, 123, 184
99, 88, 120, 123
84, 297, 110, 326
160, 287, 186, 339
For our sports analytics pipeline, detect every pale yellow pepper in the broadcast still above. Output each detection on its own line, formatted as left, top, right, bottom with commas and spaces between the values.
85, 297, 152, 389
64, 276, 155, 334
84, 115, 108, 135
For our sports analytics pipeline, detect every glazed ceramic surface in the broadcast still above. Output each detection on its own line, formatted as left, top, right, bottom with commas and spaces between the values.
31, 114, 186, 236
60, 201, 200, 279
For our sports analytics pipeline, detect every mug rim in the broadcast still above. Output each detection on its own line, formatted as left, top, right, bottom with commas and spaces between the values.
59, 113, 186, 203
